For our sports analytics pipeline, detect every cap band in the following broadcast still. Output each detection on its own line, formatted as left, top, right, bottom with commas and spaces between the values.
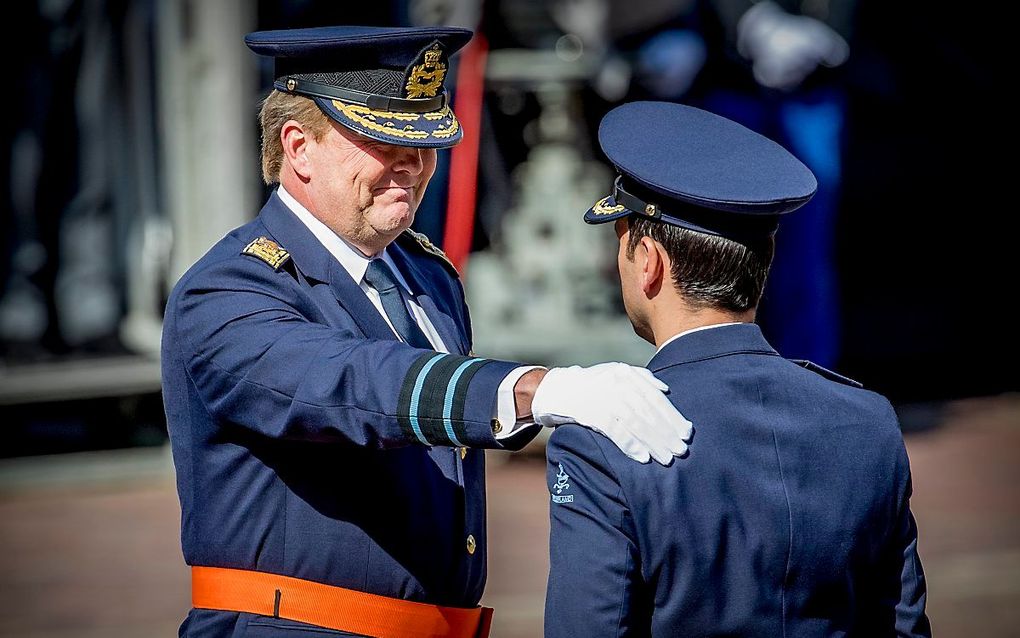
613, 176, 663, 221
613, 176, 780, 240
276, 77, 448, 113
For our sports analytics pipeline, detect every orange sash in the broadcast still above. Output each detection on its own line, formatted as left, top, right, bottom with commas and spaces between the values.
192, 566, 493, 638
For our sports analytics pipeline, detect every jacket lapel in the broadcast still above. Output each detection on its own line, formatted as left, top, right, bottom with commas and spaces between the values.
388, 241, 467, 355
326, 259, 397, 341
259, 192, 398, 342
259, 193, 331, 283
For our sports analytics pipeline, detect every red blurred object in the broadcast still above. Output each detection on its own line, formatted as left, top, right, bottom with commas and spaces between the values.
442, 34, 488, 275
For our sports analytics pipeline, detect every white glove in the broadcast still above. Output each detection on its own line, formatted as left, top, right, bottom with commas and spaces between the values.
736, 1, 849, 91
531, 362, 694, 465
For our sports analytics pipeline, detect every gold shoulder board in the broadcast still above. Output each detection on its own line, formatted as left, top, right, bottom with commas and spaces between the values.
241, 236, 291, 270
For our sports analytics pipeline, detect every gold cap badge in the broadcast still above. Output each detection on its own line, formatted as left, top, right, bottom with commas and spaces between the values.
404, 43, 447, 99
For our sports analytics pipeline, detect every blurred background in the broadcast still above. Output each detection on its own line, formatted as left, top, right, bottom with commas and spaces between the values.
0, 0, 1016, 636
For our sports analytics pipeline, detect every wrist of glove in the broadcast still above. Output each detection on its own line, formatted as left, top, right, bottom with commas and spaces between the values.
531, 362, 693, 465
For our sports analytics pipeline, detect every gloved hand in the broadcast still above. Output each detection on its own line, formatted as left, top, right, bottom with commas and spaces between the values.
736, 1, 849, 91
531, 362, 693, 465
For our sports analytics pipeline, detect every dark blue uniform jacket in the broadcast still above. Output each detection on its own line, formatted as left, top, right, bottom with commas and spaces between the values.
162, 193, 526, 637
545, 323, 931, 637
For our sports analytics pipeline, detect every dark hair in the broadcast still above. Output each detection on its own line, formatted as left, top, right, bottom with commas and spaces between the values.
626, 215, 775, 313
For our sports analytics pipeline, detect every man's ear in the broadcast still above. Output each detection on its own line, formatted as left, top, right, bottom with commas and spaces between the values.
638, 236, 665, 297
281, 120, 312, 180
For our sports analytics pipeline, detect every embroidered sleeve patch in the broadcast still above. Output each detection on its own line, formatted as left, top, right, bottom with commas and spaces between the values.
551, 463, 574, 503
242, 237, 291, 270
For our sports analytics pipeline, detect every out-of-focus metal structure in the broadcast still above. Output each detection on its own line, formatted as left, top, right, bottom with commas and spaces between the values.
1, 0, 257, 406
466, 46, 653, 366
158, 0, 258, 286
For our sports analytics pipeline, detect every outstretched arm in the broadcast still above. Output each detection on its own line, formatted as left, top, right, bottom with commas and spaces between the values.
166, 257, 518, 449
169, 255, 693, 459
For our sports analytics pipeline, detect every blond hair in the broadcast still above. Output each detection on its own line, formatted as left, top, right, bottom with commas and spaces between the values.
258, 90, 332, 184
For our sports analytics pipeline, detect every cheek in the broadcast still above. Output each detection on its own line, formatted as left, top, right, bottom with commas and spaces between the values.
422, 150, 438, 180
344, 150, 385, 190
335, 169, 367, 206
359, 162, 387, 191
413, 151, 437, 198
320, 149, 365, 198
617, 241, 629, 276
617, 252, 631, 298
411, 151, 438, 206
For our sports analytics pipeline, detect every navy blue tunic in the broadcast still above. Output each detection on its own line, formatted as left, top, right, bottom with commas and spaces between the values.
545, 324, 930, 637
162, 193, 528, 637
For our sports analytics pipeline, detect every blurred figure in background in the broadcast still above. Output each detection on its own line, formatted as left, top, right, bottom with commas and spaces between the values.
697, 0, 854, 368
1, 0, 162, 361
545, 101, 930, 637
548, 0, 851, 367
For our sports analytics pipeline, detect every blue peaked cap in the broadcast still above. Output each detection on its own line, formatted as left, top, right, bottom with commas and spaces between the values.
245, 26, 473, 148
585, 102, 817, 239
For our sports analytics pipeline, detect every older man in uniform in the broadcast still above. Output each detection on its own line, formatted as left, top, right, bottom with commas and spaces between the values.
161, 27, 693, 638
544, 101, 931, 636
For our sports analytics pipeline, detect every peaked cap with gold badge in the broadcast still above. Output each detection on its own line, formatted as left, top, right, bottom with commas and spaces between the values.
245, 25, 472, 148
585, 101, 817, 240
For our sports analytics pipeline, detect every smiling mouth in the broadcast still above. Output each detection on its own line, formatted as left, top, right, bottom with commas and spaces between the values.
374, 185, 414, 193
374, 185, 416, 201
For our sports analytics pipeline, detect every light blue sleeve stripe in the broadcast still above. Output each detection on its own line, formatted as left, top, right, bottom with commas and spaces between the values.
442, 358, 484, 447
409, 353, 447, 446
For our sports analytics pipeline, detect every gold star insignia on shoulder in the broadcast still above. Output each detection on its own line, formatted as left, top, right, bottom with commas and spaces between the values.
241, 236, 291, 270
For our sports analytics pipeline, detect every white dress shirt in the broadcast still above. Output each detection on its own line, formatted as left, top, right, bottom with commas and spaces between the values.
277, 186, 535, 439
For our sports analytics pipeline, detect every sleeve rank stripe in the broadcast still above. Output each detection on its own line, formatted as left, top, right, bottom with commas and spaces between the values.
441, 358, 485, 447
449, 359, 493, 444
407, 353, 451, 446
415, 354, 474, 445
398, 352, 443, 444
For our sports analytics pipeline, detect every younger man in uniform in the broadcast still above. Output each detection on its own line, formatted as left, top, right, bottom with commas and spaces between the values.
545, 101, 931, 637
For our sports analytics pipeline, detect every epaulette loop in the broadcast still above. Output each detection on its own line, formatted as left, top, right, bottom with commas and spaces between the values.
400, 229, 459, 277
789, 359, 864, 388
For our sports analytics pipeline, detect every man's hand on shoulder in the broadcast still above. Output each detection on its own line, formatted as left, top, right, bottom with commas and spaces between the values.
529, 362, 693, 465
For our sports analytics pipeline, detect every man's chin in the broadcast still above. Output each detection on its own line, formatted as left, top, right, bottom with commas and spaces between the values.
373, 205, 416, 237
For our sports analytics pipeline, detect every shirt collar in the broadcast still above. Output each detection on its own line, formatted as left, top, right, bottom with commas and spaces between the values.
277, 185, 413, 293
655, 322, 746, 354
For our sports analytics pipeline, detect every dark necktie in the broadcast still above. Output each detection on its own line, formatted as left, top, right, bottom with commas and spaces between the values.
363, 259, 433, 349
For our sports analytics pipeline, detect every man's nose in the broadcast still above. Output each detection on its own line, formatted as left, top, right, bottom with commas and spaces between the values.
392, 146, 424, 175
